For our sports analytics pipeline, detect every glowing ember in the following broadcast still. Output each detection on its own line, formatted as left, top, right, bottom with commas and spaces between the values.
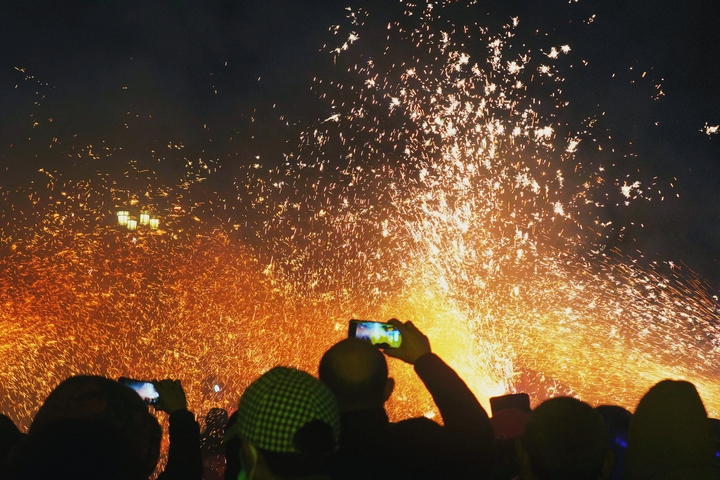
2, 0, 720, 436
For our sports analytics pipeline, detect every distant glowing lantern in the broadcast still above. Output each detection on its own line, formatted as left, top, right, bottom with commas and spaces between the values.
117, 211, 130, 225
139, 212, 150, 225
149, 218, 160, 230
126, 218, 138, 231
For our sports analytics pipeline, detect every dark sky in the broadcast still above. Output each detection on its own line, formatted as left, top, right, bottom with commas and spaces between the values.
1, 0, 720, 284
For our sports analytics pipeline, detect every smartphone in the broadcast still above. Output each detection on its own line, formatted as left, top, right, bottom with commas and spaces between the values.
348, 320, 402, 348
118, 377, 160, 406
489, 393, 531, 415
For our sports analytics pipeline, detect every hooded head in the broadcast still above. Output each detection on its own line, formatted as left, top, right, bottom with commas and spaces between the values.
624, 379, 720, 480
521, 396, 609, 480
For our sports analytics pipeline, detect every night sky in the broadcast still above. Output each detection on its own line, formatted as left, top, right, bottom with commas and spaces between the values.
1, 0, 720, 286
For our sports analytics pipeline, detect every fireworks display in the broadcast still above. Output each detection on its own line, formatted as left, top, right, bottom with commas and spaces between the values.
2, 0, 720, 437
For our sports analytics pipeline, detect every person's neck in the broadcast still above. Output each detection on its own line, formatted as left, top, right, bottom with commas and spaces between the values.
338, 402, 385, 413
251, 466, 332, 480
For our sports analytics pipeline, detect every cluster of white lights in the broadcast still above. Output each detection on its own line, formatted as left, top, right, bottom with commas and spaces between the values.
116, 210, 160, 230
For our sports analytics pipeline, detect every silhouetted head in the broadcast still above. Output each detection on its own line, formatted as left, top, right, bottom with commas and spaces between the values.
224, 411, 242, 480
6, 417, 146, 480
521, 396, 609, 480
205, 408, 228, 429
0, 414, 24, 468
624, 379, 720, 480
29, 375, 161, 477
595, 405, 631, 480
319, 338, 393, 411
201, 407, 229, 455
595, 405, 631, 444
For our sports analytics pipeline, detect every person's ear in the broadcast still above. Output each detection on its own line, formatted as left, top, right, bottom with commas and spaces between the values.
241, 440, 259, 474
599, 448, 615, 480
384, 377, 395, 402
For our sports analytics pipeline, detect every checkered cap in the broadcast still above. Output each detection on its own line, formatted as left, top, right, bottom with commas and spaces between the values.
237, 367, 340, 453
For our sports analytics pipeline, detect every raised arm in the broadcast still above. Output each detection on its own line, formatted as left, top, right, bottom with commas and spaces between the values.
384, 319, 494, 476
153, 379, 204, 480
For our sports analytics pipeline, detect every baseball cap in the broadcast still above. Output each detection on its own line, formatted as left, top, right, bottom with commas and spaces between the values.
236, 367, 340, 454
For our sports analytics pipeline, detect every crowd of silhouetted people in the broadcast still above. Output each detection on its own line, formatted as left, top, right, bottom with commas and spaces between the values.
1, 318, 720, 479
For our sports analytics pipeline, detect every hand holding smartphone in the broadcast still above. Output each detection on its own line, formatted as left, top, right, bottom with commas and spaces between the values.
119, 377, 188, 413
381, 319, 432, 364
349, 318, 432, 364
151, 379, 188, 414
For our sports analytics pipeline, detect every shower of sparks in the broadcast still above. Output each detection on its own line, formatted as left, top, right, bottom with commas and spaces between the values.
2, 0, 720, 443
248, 1, 720, 415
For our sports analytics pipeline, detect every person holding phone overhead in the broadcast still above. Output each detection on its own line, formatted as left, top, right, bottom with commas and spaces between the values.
117, 377, 204, 480
319, 319, 494, 480
153, 379, 204, 480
